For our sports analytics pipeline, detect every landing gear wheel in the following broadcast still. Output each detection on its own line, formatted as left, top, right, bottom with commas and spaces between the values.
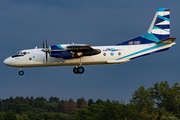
19, 70, 24, 76
73, 67, 79, 74
78, 67, 84, 74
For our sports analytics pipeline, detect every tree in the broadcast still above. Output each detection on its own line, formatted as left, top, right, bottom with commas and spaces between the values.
0, 112, 5, 120
77, 97, 88, 109
87, 99, 94, 106
62, 99, 70, 114
3, 110, 17, 120
15, 97, 29, 105
131, 81, 180, 119
34, 97, 47, 109
95, 99, 103, 104
29, 96, 35, 107
16, 114, 29, 120
68, 99, 77, 113
48, 96, 59, 103
75, 101, 140, 120
131, 86, 154, 112
57, 102, 64, 113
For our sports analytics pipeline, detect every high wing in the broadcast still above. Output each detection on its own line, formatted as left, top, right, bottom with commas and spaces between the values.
65, 44, 101, 58
48, 44, 101, 59
66, 44, 93, 51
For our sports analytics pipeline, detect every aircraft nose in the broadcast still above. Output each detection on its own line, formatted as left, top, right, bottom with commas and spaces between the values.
3, 57, 12, 66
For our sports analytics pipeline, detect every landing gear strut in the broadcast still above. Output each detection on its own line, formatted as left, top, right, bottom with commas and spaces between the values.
19, 68, 24, 76
73, 58, 85, 74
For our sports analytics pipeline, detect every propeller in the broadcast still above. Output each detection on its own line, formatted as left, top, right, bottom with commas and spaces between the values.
42, 37, 49, 63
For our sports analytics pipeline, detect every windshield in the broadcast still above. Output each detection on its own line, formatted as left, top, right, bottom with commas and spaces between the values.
12, 51, 26, 58
15, 51, 26, 55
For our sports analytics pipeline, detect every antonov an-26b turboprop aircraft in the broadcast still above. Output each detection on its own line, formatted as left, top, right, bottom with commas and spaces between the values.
3, 8, 176, 76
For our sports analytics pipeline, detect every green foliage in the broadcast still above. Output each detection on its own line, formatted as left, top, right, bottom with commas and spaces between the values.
58, 113, 75, 120
3, 110, 17, 120
87, 99, 94, 106
0, 112, 5, 120
16, 114, 29, 120
131, 81, 180, 119
75, 101, 140, 120
77, 97, 88, 109
161, 115, 179, 120
0, 81, 180, 119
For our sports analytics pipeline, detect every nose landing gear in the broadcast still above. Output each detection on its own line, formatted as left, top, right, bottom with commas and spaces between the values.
19, 68, 24, 76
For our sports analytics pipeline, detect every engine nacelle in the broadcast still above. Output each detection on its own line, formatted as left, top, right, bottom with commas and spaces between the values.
49, 45, 72, 59
48, 45, 101, 59
50, 51, 72, 59
71, 49, 101, 58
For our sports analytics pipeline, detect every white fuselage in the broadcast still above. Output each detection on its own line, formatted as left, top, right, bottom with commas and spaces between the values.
3, 42, 175, 68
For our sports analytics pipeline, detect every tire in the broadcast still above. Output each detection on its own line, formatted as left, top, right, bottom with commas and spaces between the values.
73, 67, 79, 74
19, 70, 24, 76
78, 67, 85, 74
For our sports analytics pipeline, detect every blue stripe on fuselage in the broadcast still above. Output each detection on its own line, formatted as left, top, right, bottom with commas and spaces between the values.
116, 44, 168, 60
130, 47, 170, 60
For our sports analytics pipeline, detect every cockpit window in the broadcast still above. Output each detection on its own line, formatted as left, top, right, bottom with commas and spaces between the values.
12, 51, 26, 58
16, 51, 26, 55
16, 51, 20, 55
15, 51, 26, 55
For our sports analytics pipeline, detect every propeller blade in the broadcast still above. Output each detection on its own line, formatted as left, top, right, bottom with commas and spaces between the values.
45, 37, 48, 63
45, 37, 48, 49
42, 37, 49, 63
46, 52, 48, 63
42, 41, 44, 48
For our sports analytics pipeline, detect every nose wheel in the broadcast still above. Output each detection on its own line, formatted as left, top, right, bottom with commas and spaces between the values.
73, 66, 85, 74
19, 68, 24, 76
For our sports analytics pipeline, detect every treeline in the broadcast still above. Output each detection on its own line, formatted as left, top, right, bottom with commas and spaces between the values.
0, 81, 180, 120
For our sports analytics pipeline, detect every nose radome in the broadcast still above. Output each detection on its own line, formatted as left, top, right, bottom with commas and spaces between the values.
3, 57, 12, 66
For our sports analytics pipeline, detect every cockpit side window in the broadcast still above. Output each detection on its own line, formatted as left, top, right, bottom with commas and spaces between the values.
12, 51, 26, 58
16, 51, 20, 55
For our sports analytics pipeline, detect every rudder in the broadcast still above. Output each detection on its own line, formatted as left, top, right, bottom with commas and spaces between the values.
148, 8, 170, 40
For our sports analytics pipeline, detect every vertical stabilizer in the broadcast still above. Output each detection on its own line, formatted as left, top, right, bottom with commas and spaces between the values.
148, 8, 170, 40
117, 8, 170, 45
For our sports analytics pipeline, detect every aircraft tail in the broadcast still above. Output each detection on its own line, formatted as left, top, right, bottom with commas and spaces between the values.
117, 8, 171, 45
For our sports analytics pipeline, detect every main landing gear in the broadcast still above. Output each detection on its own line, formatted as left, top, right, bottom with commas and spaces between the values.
73, 66, 85, 74
73, 58, 85, 74
19, 68, 24, 76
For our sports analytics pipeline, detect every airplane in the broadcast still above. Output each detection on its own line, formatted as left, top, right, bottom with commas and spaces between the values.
3, 8, 176, 76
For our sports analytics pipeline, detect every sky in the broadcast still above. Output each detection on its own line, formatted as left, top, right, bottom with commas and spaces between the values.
1, 0, 180, 102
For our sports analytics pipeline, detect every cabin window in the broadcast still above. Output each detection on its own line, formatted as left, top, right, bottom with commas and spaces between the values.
118, 52, 121, 56
103, 53, 106, 56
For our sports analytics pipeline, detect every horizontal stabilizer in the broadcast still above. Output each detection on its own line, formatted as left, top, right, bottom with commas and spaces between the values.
106, 59, 130, 64
156, 37, 176, 44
